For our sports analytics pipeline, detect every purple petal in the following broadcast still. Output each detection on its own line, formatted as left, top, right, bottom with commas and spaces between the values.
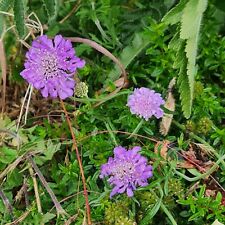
20, 34, 85, 99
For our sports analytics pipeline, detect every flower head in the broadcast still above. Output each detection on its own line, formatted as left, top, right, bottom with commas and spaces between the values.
100, 146, 153, 198
127, 87, 165, 120
20, 35, 85, 99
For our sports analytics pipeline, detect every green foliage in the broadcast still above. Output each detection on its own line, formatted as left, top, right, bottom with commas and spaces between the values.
41, 0, 57, 23
163, 0, 208, 118
104, 198, 134, 224
178, 185, 225, 223
181, 0, 208, 113
107, 32, 152, 84
0, 0, 13, 35
162, 0, 187, 25
13, 0, 26, 38
0, 1, 225, 224
137, 178, 185, 224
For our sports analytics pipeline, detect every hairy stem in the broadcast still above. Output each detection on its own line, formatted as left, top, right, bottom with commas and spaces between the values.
60, 99, 91, 225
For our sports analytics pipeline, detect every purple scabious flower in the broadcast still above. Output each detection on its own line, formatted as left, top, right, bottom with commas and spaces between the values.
127, 87, 165, 120
100, 146, 153, 198
20, 35, 85, 99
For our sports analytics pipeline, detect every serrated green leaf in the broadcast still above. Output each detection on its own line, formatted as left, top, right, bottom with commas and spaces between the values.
179, 0, 208, 118
0, 0, 13, 11
42, 0, 57, 21
168, 32, 181, 51
162, 0, 187, 25
0, 0, 14, 36
178, 67, 192, 118
180, 0, 208, 39
13, 0, 26, 38
176, 42, 192, 118
107, 32, 151, 84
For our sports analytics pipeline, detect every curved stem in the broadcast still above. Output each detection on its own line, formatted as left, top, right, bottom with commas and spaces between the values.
67, 37, 127, 87
175, 153, 225, 182
60, 99, 91, 225
59, 0, 81, 24
72, 89, 131, 103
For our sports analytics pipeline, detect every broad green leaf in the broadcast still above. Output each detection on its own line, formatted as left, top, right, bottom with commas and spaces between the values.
162, 0, 187, 25
180, 0, 208, 39
42, 0, 57, 22
13, 0, 26, 38
177, 44, 192, 118
171, 39, 192, 117
107, 32, 151, 84
179, 0, 208, 118
0, 147, 17, 164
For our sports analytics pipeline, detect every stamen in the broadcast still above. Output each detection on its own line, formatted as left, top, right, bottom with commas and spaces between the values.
41, 52, 59, 79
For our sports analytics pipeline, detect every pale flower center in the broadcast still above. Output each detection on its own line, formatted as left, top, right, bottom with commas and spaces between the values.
113, 161, 135, 180
40, 51, 59, 79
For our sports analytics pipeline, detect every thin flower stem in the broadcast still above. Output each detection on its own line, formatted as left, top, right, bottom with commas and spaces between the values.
68, 37, 128, 108
24, 85, 33, 125
72, 89, 131, 103
59, 0, 81, 24
68, 37, 127, 83
60, 99, 91, 225
16, 85, 31, 132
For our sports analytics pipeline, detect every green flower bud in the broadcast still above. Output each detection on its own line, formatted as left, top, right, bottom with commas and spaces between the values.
194, 81, 204, 98
168, 178, 184, 199
196, 117, 213, 135
185, 120, 196, 132
116, 216, 136, 225
104, 199, 131, 224
75, 82, 88, 97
